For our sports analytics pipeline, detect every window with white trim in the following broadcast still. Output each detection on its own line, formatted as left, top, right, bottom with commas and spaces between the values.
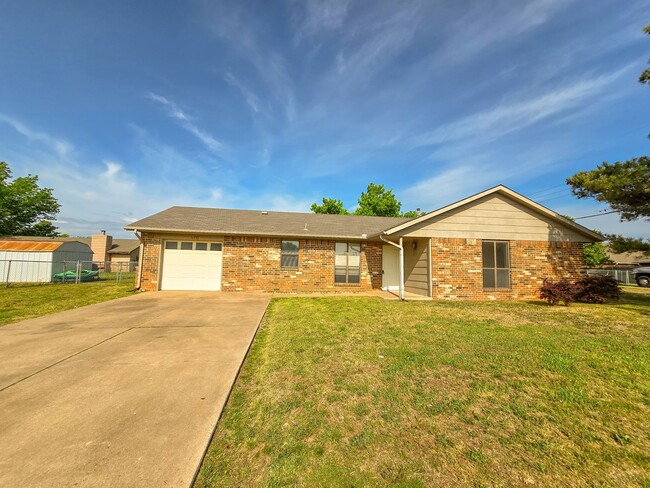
335, 242, 361, 284
281, 240, 299, 268
482, 241, 510, 289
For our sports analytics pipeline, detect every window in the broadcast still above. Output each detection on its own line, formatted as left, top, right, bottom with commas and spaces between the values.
281, 240, 299, 268
482, 241, 509, 289
165, 241, 178, 250
180, 242, 193, 250
335, 242, 361, 284
195, 242, 208, 251
210, 243, 223, 251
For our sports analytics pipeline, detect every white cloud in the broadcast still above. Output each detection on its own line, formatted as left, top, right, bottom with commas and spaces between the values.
147, 92, 226, 156
411, 66, 631, 148
0, 113, 73, 159
436, 0, 573, 64
292, 0, 350, 41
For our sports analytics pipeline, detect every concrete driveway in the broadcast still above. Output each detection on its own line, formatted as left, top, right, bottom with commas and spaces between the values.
0, 291, 270, 488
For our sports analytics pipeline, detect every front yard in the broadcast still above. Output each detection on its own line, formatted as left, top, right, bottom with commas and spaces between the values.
196, 288, 650, 487
0, 280, 136, 326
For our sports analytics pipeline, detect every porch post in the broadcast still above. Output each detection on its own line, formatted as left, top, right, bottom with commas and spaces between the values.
399, 236, 404, 300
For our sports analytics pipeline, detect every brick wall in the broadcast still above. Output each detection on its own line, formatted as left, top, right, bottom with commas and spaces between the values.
221, 237, 382, 292
137, 233, 586, 299
430, 238, 585, 300
137, 233, 383, 292
139, 232, 162, 291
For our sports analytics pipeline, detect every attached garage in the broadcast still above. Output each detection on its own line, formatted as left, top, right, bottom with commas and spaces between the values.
160, 240, 223, 291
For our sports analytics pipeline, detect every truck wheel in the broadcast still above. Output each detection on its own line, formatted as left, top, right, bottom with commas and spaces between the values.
637, 275, 650, 287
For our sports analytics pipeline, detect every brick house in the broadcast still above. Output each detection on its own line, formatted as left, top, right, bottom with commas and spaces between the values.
124, 185, 602, 300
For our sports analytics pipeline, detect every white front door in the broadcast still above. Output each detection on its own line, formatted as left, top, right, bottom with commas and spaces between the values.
382, 244, 400, 291
160, 240, 223, 291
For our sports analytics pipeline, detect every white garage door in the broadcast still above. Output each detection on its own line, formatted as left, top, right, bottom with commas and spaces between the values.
160, 240, 223, 291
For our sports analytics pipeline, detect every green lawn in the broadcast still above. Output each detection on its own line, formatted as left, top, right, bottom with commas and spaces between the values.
0, 279, 136, 326
196, 288, 650, 487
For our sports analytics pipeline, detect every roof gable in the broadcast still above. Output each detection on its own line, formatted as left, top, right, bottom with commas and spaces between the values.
382, 185, 602, 242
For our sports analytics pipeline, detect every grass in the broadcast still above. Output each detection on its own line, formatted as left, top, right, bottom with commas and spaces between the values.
195, 287, 650, 487
0, 278, 136, 326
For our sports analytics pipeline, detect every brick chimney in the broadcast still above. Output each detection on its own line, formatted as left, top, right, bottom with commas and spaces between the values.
91, 230, 113, 265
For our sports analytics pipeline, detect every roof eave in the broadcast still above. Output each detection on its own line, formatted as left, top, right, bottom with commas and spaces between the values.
123, 226, 376, 241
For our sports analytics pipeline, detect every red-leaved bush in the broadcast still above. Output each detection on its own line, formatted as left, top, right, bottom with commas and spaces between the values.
574, 275, 622, 304
540, 278, 577, 306
540, 275, 621, 306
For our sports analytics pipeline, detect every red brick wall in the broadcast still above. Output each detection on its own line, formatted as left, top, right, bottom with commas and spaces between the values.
430, 238, 585, 300
139, 232, 162, 291
137, 234, 383, 292
221, 237, 382, 292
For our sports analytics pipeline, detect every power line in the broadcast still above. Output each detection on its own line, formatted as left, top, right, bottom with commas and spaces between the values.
574, 210, 619, 220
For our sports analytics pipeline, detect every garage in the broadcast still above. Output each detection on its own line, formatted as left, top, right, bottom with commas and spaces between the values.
160, 240, 223, 291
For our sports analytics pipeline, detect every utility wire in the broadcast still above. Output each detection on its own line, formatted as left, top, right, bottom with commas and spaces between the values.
573, 210, 619, 220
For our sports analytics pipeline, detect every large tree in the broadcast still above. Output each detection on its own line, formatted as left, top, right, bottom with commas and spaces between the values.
310, 197, 349, 215
566, 157, 650, 221
0, 161, 60, 236
355, 183, 402, 217
311, 183, 419, 217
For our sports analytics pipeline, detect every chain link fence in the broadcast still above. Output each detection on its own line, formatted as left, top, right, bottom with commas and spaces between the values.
585, 267, 636, 285
1, 259, 138, 287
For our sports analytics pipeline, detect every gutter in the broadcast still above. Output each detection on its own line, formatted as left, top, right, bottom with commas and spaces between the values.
379, 233, 404, 301
132, 230, 143, 290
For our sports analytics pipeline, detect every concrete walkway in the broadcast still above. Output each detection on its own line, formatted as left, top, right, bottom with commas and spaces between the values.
0, 291, 270, 488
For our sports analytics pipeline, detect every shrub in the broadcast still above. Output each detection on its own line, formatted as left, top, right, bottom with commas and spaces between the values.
540, 278, 577, 306
575, 275, 621, 304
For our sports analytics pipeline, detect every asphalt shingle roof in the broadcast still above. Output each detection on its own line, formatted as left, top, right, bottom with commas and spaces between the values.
124, 206, 412, 240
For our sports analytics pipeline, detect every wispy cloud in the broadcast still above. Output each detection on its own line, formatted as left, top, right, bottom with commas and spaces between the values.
223, 72, 263, 115
147, 93, 226, 156
201, 1, 296, 121
436, 0, 573, 63
292, 0, 350, 41
0, 113, 73, 158
410, 66, 631, 148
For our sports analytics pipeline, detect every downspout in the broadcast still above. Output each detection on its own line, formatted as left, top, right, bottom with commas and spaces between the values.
379, 233, 405, 301
133, 230, 143, 290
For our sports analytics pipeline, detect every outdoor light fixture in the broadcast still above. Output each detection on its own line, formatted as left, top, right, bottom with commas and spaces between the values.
411, 240, 417, 250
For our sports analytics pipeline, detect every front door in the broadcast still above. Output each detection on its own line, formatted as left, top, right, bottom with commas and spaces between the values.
382, 244, 400, 291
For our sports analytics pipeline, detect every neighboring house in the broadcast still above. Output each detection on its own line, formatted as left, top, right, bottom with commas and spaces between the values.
86, 232, 140, 270
604, 250, 650, 267
0, 239, 92, 282
124, 185, 602, 300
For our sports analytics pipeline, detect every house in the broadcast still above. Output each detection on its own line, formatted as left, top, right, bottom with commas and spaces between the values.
604, 250, 650, 267
124, 185, 602, 300
0, 239, 92, 282
87, 232, 140, 271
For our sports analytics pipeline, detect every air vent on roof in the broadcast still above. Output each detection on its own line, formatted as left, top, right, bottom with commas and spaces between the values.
261, 211, 268, 215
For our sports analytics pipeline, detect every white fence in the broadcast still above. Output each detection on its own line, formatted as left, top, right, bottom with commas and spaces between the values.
585, 268, 636, 285
1, 259, 138, 286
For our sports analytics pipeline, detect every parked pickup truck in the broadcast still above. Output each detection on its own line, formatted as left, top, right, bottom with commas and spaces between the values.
633, 266, 650, 287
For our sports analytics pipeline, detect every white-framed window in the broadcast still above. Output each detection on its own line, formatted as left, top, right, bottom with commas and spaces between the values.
482, 241, 510, 289
335, 242, 361, 284
281, 240, 299, 268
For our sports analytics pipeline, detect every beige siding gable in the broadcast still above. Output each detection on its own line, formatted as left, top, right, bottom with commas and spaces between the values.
403, 194, 588, 242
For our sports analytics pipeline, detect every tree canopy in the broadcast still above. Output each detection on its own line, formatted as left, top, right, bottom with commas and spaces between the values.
355, 183, 401, 217
0, 161, 60, 236
310, 198, 349, 215
310, 183, 419, 218
640, 23, 650, 87
566, 157, 650, 221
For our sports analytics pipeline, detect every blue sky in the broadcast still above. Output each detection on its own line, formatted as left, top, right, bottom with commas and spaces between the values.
1, 0, 649, 238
